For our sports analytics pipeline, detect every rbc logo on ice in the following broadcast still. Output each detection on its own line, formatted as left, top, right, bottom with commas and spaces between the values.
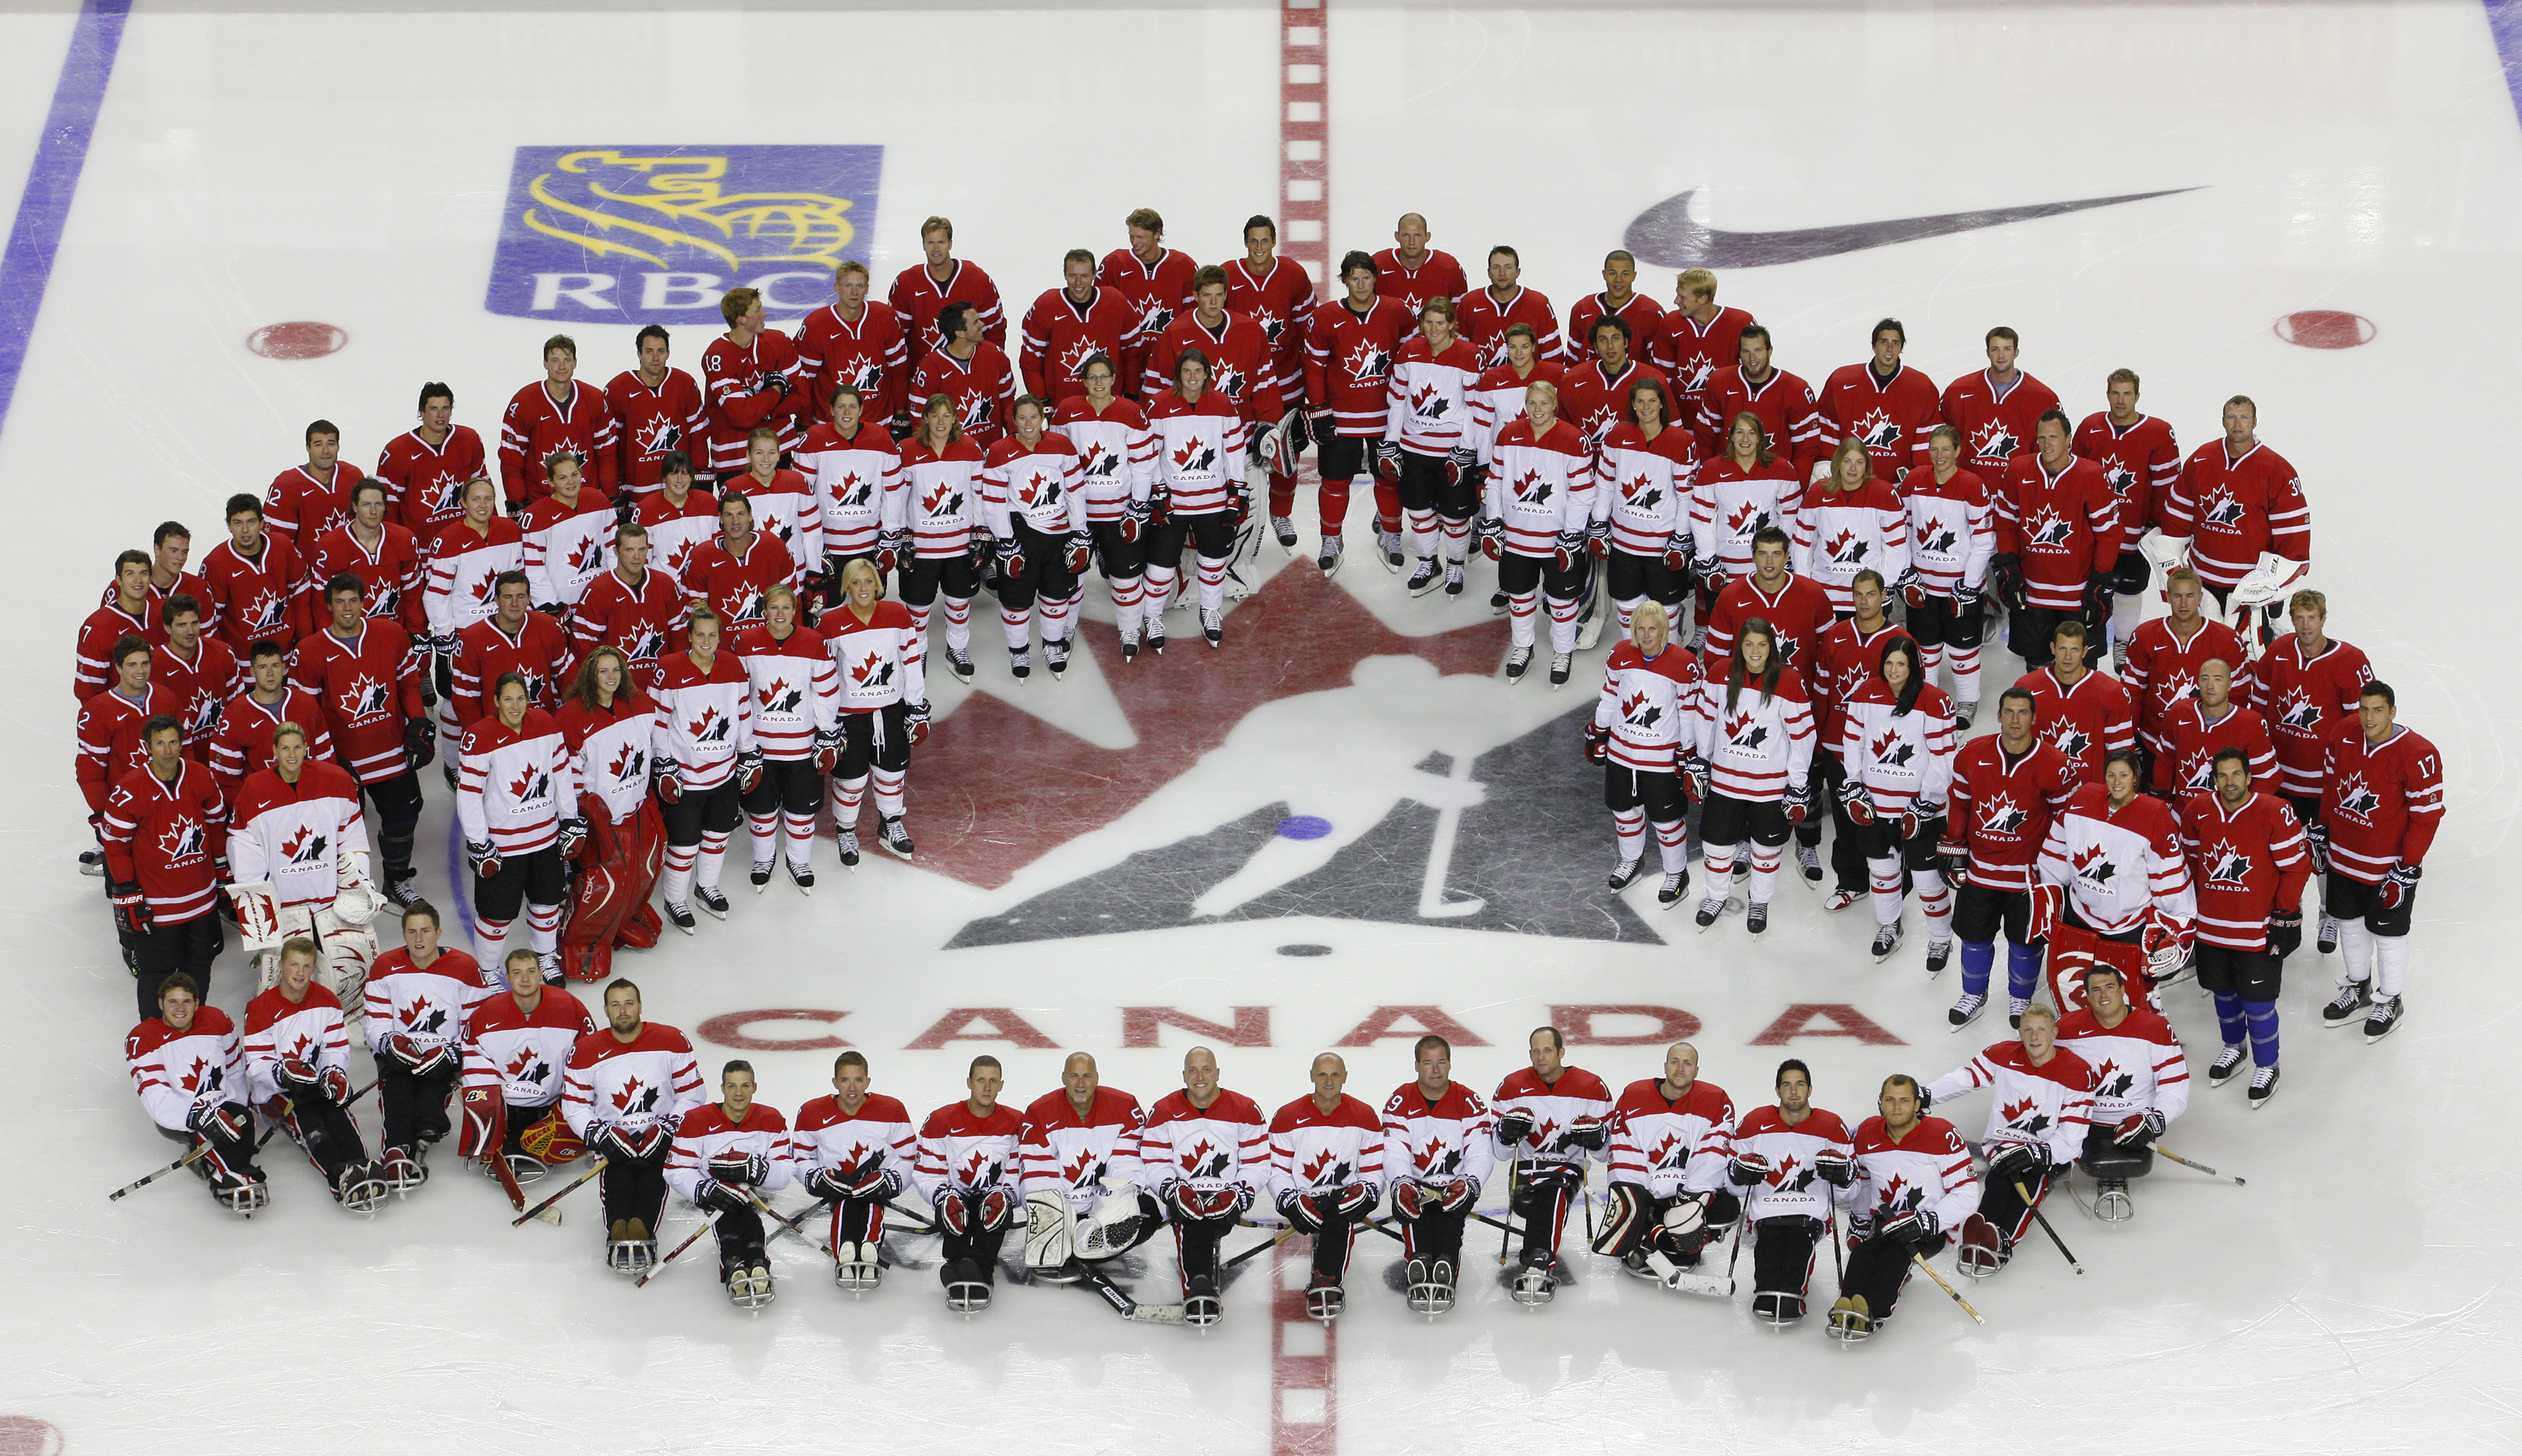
487, 147, 886, 325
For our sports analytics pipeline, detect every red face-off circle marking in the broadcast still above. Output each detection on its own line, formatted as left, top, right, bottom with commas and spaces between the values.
2273, 311, 2374, 349
246, 321, 347, 359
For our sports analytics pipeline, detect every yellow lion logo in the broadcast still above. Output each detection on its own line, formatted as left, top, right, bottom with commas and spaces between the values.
523, 150, 856, 271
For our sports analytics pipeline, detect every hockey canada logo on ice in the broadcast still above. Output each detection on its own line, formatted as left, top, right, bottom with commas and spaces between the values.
487, 146, 886, 325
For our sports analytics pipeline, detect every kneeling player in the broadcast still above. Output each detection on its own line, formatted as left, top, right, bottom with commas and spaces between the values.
1268, 1053, 1386, 1321
1923, 1005, 2097, 1277
914, 1055, 1025, 1311
1381, 1035, 1495, 1313
1020, 1053, 1162, 1286
1141, 1046, 1269, 1324
1595, 1041, 1737, 1292
563, 978, 705, 1273
667, 1060, 793, 1308
2056, 965, 2188, 1221
1492, 1027, 1613, 1305
791, 1050, 917, 1290
459, 947, 596, 1203
1725, 1059, 1854, 1323
363, 902, 492, 1193
128, 972, 268, 1212
1830, 1074, 1976, 1340
244, 937, 384, 1211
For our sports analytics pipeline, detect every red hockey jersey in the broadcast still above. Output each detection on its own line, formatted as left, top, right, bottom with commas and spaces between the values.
264, 461, 360, 548
604, 367, 708, 498
451, 612, 572, 731
909, 342, 1019, 449
700, 330, 803, 471
1566, 292, 1667, 367
2121, 615, 2254, 754
288, 620, 425, 785
1304, 296, 1411, 437
377, 426, 488, 542
682, 534, 798, 634
2072, 412, 2179, 540
301, 523, 427, 637
1993, 452, 2121, 609
498, 380, 619, 505
793, 300, 911, 422
1222, 256, 1315, 400
1939, 369, 2059, 477
890, 259, 1010, 369
1818, 362, 1943, 483
570, 566, 687, 692
1455, 283, 1562, 369
1144, 310, 1283, 426
2253, 635, 2374, 800
102, 759, 226, 922
1019, 285, 1144, 403
2162, 439, 2311, 590
2322, 723, 2444, 884
2179, 789, 2310, 952
2014, 664, 2136, 787
1946, 736, 2079, 892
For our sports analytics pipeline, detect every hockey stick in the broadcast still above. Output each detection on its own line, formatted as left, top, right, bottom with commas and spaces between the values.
1582, 1166, 1597, 1245
108, 1078, 379, 1202
750, 1191, 823, 1252
1497, 1152, 1520, 1266
636, 1208, 725, 1289
1828, 1207, 1845, 1292
1224, 1225, 1297, 1273
1910, 1251, 1985, 1325
2015, 1182, 2083, 1274
512, 1155, 607, 1227
886, 1199, 942, 1233
1080, 1266, 1190, 1326
2152, 1145, 2246, 1186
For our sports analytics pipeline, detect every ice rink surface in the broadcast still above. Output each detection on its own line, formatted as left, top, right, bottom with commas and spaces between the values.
3, 1, 2520, 1452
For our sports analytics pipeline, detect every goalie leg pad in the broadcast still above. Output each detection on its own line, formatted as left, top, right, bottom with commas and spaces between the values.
458, 1087, 505, 1161
1024, 1189, 1077, 1274
1590, 1182, 1650, 1257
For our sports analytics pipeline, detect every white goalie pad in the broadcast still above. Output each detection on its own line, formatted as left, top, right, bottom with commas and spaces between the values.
330, 853, 380, 929
1023, 1189, 1076, 1271
246, 901, 319, 991
311, 903, 379, 1015
2143, 532, 2192, 578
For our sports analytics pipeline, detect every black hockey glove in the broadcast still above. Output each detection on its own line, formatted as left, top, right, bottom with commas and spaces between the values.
2269, 906, 2303, 959
1494, 1109, 1534, 1147
1989, 553, 2026, 613
1879, 1207, 1940, 1246
1814, 1148, 1855, 1188
404, 718, 437, 772
1567, 1115, 1608, 1152
1727, 1151, 1771, 1188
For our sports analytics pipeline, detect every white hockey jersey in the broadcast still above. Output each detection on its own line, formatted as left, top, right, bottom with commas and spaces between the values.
126, 1006, 246, 1133
1051, 397, 1155, 522
561, 1022, 706, 1138
1838, 679, 1959, 816
1485, 417, 1596, 558
1607, 1078, 1735, 1200
1729, 1104, 1855, 1221
649, 652, 754, 791
2038, 787, 2197, 938
666, 1102, 796, 1203
1838, 1115, 1978, 1237
241, 983, 352, 1109
794, 421, 898, 559
1383, 335, 1481, 453
1925, 1042, 2096, 1169
1693, 670, 1817, 803
1267, 1093, 1387, 1203
2055, 1006, 2191, 1127
460, 985, 596, 1110
981, 433, 1090, 537
1591, 423, 1698, 556
1144, 390, 1248, 517
456, 706, 571, 857
1140, 1089, 1272, 1199
1797, 478, 1912, 612
1594, 640, 1706, 773
1378, 1081, 1497, 1190
729, 624, 839, 762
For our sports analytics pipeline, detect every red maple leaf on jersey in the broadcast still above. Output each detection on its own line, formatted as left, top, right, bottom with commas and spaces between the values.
1623, 470, 1653, 501
507, 761, 551, 802
1725, 499, 1761, 535
2072, 842, 2111, 875
1170, 436, 1216, 473
1020, 470, 1059, 508
179, 1055, 212, 1094
287, 1032, 316, 1063
1768, 1153, 1799, 1187
1058, 1147, 1098, 1187
470, 576, 497, 607
504, 1045, 545, 1081
836, 471, 874, 507
1183, 1137, 1221, 1176
957, 1148, 997, 1187
2000, 1096, 2040, 1125
1621, 689, 1650, 719
1877, 1172, 1911, 1211
1826, 527, 1863, 563
922, 481, 960, 517
279, 823, 328, 864
849, 652, 891, 689
396, 1001, 448, 1037
610, 1078, 659, 1117
606, 739, 646, 782
568, 537, 604, 575
1300, 1147, 1338, 1185
686, 705, 725, 741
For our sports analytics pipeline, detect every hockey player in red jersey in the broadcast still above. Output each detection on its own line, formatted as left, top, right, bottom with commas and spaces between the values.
1992, 411, 2121, 668
911, 300, 1020, 451
2154, 658, 2277, 798
1100, 207, 1198, 366
1456, 244, 1563, 368
1922, 1006, 2094, 1277
2181, 749, 2312, 1107
554, 646, 664, 983
730, 586, 836, 888
1380, 1035, 1496, 1315
1303, 251, 1411, 573
266, 421, 360, 548
209, 642, 333, 804
1587, 601, 1703, 906
893, 216, 1008, 375
700, 287, 802, 477
362, 903, 487, 1193
459, 947, 595, 1187
795, 260, 910, 431
1020, 1052, 1160, 1288
1940, 326, 2059, 479
125, 972, 269, 1212
245, 938, 385, 1211
78, 638, 185, 857
1556, 314, 1670, 455
2056, 964, 2189, 1220
569, 523, 686, 693
980, 398, 1090, 679
1646, 268, 1755, 456
1840, 635, 1959, 964
1371, 212, 1467, 320
288, 577, 429, 901
1702, 528, 1834, 670
1225, 216, 1315, 493
667, 1060, 794, 1309
2035, 751, 2198, 1014
1270, 1053, 1387, 1320
381, 383, 490, 545
1382, 298, 1473, 593
2123, 566, 2252, 774
649, 606, 757, 931
204, 495, 307, 661
1698, 326, 1825, 481
499, 339, 620, 509
2073, 369, 2180, 660
1690, 612, 1818, 933
605, 326, 709, 504
1139, 1045, 1270, 1324
1940, 688, 2080, 1032
1806, 572, 1908, 907
303, 481, 427, 640
1724, 1058, 1854, 1323
1827, 1073, 1977, 1341
76, 550, 164, 703
1484, 379, 1596, 683
101, 522, 215, 639
2159, 396, 2312, 621
790, 1049, 919, 1292
2255, 589, 2373, 955
1818, 318, 1942, 486
915, 1055, 1025, 1312
2017, 618, 2137, 787
457, 672, 574, 978
1565, 248, 1665, 368
1021, 248, 1146, 411
450, 571, 571, 736
103, 715, 226, 1017
721, 429, 821, 592
1593, 1041, 1737, 1292
562, 978, 707, 1274
683, 492, 798, 636
2318, 682, 2441, 1042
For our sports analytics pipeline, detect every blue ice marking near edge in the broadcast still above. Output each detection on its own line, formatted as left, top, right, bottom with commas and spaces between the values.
1276, 815, 1332, 841
0, 0, 131, 445
2489, 1, 2522, 136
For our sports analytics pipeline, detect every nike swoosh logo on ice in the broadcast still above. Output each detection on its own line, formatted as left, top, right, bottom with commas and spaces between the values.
1624, 187, 2201, 269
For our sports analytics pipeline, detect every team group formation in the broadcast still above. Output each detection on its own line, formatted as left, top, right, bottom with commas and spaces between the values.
86, 207, 2441, 1336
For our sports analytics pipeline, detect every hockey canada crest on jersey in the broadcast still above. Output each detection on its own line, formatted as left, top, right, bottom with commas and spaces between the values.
487, 146, 886, 325
1825, 527, 1868, 565
346, 675, 393, 721
157, 818, 208, 865
2070, 841, 2116, 888
1998, 1097, 2051, 1136
1916, 521, 1959, 556
2201, 488, 2247, 528
759, 676, 806, 716
2332, 773, 2381, 822
1978, 792, 2029, 836
1970, 421, 2018, 460
1170, 437, 1217, 475
606, 738, 647, 787
2024, 506, 2072, 548
280, 823, 329, 865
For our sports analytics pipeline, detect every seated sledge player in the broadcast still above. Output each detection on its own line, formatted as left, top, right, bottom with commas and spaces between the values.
1491, 1027, 1613, 1305
1020, 1053, 1161, 1284
790, 1050, 918, 1292
561, 978, 705, 1274
1380, 1035, 1494, 1315
459, 947, 595, 1200
2055, 964, 2188, 1221
1923, 1005, 2098, 1277
125, 972, 267, 1213
1140, 1046, 1270, 1326
1268, 1053, 1386, 1321
1724, 1059, 1854, 1323
243, 937, 384, 1212
1594, 1041, 1737, 1291
913, 1055, 1025, 1312
1829, 1073, 1977, 1340
363, 901, 493, 1195
667, 1060, 794, 1310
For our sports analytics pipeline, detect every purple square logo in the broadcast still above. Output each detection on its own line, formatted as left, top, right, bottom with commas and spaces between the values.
485, 146, 883, 324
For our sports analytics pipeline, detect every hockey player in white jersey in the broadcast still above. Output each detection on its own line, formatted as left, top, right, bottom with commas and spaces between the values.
1019, 1053, 1161, 1284
1492, 1027, 1614, 1305
224, 722, 381, 1009
1829, 1073, 1978, 1340
1724, 1058, 1855, 1323
1379, 1035, 1495, 1313
2055, 964, 2189, 1220
666, 1060, 794, 1309
1141, 1046, 1270, 1324
790, 1050, 919, 1292
1922, 1006, 2098, 1277
1593, 1042, 1738, 1292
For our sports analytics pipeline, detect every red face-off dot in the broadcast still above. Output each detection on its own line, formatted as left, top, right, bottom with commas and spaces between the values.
246, 321, 347, 359
0, 1416, 65, 1456
2273, 311, 2374, 349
